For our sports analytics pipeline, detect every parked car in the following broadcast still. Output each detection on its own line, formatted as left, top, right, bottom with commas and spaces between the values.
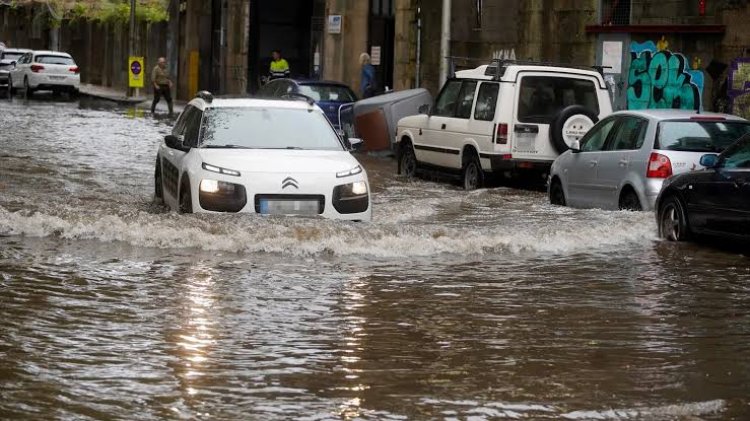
257, 79, 358, 131
0, 48, 31, 97
395, 59, 613, 189
549, 110, 750, 211
154, 91, 371, 221
656, 134, 750, 243
8, 50, 80, 97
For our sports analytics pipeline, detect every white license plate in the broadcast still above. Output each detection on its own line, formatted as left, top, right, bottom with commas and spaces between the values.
259, 199, 320, 215
49, 76, 66, 80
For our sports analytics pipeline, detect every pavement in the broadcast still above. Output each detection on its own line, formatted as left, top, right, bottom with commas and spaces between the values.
78, 83, 186, 114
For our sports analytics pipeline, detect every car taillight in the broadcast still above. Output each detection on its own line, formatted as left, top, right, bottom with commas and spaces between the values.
495, 123, 508, 144
69, 66, 80, 74
647, 152, 673, 178
30, 64, 44, 73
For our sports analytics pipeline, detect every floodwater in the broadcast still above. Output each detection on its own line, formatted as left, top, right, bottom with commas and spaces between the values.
1, 97, 749, 420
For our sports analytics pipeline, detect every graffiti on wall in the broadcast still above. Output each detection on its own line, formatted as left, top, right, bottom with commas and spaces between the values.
728, 58, 750, 119
627, 41, 704, 111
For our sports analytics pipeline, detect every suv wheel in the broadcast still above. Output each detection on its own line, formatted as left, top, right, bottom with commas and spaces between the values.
658, 196, 690, 241
399, 144, 418, 178
619, 189, 642, 211
549, 179, 566, 206
549, 105, 598, 154
462, 153, 483, 191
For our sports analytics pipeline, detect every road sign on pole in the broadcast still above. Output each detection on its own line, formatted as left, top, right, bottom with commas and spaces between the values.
128, 56, 144, 89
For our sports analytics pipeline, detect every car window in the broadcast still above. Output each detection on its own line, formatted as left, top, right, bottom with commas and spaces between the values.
656, 120, 750, 153
172, 105, 194, 136
581, 118, 617, 152
1, 52, 23, 61
722, 137, 750, 169
275, 81, 293, 96
200, 107, 344, 151
607, 117, 647, 150
183, 107, 203, 147
35, 55, 75, 65
474, 82, 500, 121
298, 84, 356, 102
433, 80, 463, 117
518, 76, 600, 124
455, 81, 477, 119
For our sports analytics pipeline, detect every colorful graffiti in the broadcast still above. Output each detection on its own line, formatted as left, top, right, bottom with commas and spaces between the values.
627, 41, 705, 111
728, 58, 750, 119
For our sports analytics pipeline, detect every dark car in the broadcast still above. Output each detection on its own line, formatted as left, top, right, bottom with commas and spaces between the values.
656, 134, 750, 243
258, 79, 357, 130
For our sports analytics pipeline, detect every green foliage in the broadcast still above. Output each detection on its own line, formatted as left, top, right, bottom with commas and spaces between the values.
16, 0, 169, 24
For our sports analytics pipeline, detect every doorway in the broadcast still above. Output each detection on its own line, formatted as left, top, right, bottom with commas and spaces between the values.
369, 0, 395, 92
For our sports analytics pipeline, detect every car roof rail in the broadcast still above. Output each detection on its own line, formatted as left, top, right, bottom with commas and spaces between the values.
196, 90, 214, 103
280, 92, 315, 106
484, 59, 609, 79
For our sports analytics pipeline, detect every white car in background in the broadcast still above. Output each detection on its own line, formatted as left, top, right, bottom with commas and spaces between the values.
0, 48, 31, 96
8, 50, 80, 97
548, 109, 750, 211
154, 92, 372, 221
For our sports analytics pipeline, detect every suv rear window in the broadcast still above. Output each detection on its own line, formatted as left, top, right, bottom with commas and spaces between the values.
518, 76, 599, 124
35, 55, 75, 65
656, 120, 750, 152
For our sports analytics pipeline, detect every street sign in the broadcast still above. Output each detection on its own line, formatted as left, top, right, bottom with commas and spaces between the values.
128, 56, 144, 88
328, 15, 342, 34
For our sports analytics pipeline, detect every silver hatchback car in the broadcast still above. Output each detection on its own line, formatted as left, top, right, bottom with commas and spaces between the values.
549, 109, 750, 211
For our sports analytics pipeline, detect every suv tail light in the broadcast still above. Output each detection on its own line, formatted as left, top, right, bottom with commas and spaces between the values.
647, 152, 673, 178
30, 64, 44, 73
69, 66, 80, 74
495, 123, 509, 144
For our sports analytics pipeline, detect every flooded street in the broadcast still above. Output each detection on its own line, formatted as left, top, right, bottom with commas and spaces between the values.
1, 98, 750, 420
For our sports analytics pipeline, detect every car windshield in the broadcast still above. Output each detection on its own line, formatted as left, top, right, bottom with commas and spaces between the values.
35, 55, 75, 65
1, 52, 23, 61
298, 84, 356, 102
657, 120, 750, 152
199, 107, 344, 150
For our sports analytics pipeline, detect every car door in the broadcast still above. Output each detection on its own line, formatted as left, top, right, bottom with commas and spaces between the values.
160, 105, 201, 206
595, 116, 648, 209
691, 138, 750, 236
10, 53, 28, 88
471, 82, 501, 170
565, 117, 618, 208
417, 79, 464, 168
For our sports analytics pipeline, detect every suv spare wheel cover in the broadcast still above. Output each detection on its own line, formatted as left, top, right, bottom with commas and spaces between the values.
549, 105, 599, 154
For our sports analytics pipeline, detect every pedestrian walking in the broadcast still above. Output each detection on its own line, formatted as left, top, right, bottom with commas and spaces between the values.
360, 53, 377, 98
151, 57, 173, 116
269, 50, 290, 80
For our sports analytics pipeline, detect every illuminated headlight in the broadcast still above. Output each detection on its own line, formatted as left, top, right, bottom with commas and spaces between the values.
202, 162, 241, 177
336, 165, 363, 178
351, 181, 367, 195
200, 179, 220, 193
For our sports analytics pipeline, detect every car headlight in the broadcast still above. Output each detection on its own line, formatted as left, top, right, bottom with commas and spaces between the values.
335, 181, 368, 197
202, 162, 241, 177
351, 181, 367, 195
336, 165, 363, 178
200, 179, 238, 194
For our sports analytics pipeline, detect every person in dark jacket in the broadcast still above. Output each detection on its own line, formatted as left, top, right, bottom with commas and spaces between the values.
360, 52, 376, 98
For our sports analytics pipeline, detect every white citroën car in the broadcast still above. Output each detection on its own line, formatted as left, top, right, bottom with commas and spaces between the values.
154, 92, 372, 222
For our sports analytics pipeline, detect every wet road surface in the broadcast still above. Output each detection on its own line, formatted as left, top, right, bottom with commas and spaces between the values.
1, 97, 749, 420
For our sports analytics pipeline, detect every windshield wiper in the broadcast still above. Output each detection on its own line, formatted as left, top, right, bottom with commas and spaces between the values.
202, 144, 254, 149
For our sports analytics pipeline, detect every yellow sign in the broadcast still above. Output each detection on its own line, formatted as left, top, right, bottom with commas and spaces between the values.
128, 56, 145, 88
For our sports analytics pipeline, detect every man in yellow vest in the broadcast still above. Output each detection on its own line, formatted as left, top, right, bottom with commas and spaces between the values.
269, 50, 290, 80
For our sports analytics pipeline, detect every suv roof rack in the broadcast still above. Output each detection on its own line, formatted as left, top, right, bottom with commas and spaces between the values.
448, 56, 608, 80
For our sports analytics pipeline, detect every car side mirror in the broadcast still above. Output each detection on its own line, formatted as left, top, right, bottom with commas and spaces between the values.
418, 104, 431, 115
165, 134, 186, 150
699, 153, 719, 168
570, 140, 581, 153
348, 137, 364, 151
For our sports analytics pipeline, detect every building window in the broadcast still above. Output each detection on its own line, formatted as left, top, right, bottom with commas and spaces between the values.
601, 0, 631, 25
371, 0, 394, 17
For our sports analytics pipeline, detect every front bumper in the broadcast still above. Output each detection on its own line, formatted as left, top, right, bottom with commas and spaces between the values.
189, 170, 372, 221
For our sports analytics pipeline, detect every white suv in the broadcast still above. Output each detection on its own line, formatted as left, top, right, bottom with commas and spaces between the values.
395, 60, 613, 189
